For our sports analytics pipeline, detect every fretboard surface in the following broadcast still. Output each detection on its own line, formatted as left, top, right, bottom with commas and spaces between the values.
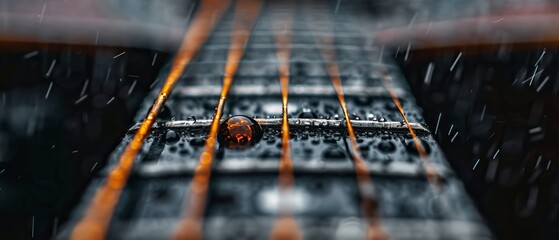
59, 1, 490, 239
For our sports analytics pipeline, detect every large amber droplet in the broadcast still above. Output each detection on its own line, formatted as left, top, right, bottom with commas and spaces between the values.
218, 115, 262, 149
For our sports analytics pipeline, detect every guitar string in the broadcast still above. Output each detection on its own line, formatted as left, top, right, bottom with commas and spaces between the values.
172, 1, 264, 239
72, 2, 439, 240
379, 73, 442, 186
307, 4, 389, 240
269, 1, 302, 239
70, 1, 230, 239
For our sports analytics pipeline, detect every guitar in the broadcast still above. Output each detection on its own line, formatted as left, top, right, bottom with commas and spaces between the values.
56, 0, 490, 239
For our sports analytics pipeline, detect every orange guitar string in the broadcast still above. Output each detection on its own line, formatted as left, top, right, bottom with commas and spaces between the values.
172, 1, 263, 239
380, 74, 441, 185
71, 1, 229, 239
269, 2, 302, 239
311, 8, 389, 240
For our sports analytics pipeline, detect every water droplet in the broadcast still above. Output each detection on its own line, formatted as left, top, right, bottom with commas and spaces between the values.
311, 137, 320, 145
298, 110, 318, 119
323, 135, 337, 143
186, 116, 196, 125
267, 137, 276, 144
218, 115, 262, 149
323, 147, 346, 160
179, 149, 189, 156
350, 114, 361, 120
165, 130, 180, 144
359, 144, 369, 152
169, 146, 178, 152
150, 104, 172, 120
377, 141, 395, 153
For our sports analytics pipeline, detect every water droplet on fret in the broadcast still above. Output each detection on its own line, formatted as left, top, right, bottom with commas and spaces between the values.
186, 116, 196, 125
298, 108, 318, 118
350, 114, 361, 120
218, 115, 262, 149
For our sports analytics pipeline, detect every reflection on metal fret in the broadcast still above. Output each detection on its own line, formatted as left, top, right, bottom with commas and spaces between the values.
129, 118, 430, 133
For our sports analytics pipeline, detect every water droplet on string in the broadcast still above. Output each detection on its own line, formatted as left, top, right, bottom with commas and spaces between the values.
218, 115, 262, 149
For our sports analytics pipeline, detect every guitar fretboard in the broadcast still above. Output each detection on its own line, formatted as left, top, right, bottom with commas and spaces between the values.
59, 1, 491, 239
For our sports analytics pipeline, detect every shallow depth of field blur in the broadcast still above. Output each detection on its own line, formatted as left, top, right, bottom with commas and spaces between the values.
1, 0, 559, 239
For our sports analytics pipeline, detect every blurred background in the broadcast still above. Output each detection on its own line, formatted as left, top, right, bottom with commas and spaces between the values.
0, 0, 558, 239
